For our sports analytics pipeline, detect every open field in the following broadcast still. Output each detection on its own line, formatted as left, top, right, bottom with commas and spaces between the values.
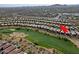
0, 28, 79, 53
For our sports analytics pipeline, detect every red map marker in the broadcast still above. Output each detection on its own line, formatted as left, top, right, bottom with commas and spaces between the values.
60, 25, 69, 33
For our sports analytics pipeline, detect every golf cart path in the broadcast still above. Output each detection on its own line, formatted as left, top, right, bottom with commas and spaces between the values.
67, 37, 79, 48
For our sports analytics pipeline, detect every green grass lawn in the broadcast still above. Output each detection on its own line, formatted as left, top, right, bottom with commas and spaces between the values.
0, 28, 79, 54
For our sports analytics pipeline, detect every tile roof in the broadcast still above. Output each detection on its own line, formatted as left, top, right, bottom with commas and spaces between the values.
0, 41, 24, 54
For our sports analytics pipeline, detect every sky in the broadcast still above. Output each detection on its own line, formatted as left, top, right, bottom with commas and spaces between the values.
0, 0, 79, 5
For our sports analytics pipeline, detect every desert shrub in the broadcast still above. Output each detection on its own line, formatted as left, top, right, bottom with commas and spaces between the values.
63, 38, 69, 41
34, 42, 39, 45
15, 28, 22, 30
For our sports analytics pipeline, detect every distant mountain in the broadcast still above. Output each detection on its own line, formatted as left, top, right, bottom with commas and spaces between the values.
50, 4, 79, 7
50, 4, 67, 6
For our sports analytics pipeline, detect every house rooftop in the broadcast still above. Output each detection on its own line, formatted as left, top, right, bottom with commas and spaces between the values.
0, 41, 24, 54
